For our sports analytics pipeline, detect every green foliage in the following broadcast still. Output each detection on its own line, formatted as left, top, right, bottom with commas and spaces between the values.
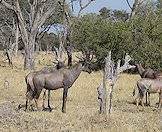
72, 14, 132, 68
72, 4, 162, 70
99, 7, 111, 19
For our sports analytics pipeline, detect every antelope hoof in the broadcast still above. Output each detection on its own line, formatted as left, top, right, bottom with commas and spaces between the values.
62, 109, 66, 113
47, 107, 53, 112
48, 107, 53, 112
42, 107, 53, 112
48, 106, 52, 110
49, 108, 52, 112
18, 104, 22, 110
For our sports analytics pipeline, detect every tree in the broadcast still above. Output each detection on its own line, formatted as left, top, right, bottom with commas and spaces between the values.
0, 6, 20, 67
157, 0, 162, 9
0, 0, 59, 70
112, 10, 129, 21
58, 0, 95, 66
125, 0, 145, 19
72, 14, 133, 69
99, 7, 111, 19
72, 1, 162, 70
97, 52, 135, 114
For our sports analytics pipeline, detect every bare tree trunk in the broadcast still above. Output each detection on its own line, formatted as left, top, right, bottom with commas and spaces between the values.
24, 35, 35, 70
130, 0, 138, 18
14, 23, 19, 56
100, 71, 107, 114
24, 48, 35, 70
66, 44, 72, 67
5, 49, 13, 68
97, 52, 135, 114
35, 42, 40, 54
108, 85, 114, 114
62, 0, 73, 67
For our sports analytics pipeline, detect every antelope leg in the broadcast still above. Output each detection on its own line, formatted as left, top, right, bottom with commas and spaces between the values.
34, 99, 39, 110
148, 92, 150, 106
25, 98, 28, 111
25, 91, 33, 111
62, 88, 68, 113
34, 88, 43, 111
145, 92, 148, 106
47, 90, 52, 111
158, 93, 162, 109
42, 90, 46, 109
141, 98, 144, 108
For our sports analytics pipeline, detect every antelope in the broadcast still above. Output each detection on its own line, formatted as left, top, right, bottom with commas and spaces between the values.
26, 56, 92, 113
134, 63, 160, 105
25, 46, 66, 111
135, 63, 157, 79
135, 78, 162, 109
25, 61, 65, 111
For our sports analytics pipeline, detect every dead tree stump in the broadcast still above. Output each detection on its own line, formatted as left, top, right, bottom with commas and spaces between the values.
97, 51, 135, 114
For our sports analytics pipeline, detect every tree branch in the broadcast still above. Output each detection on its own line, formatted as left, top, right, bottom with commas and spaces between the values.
78, 0, 94, 17
116, 54, 135, 75
0, 0, 15, 11
37, 6, 56, 29
125, 0, 133, 10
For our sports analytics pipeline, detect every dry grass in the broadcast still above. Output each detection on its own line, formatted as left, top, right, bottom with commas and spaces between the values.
0, 52, 161, 132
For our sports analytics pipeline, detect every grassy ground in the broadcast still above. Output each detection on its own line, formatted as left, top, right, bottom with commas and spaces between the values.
0, 52, 161, 132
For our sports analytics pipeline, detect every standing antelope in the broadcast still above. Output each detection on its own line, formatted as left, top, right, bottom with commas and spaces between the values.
26, 58, 92, 113
25, 61, 65, 111
135, 63, 157, 79
134, 63, 160, 105
135, 78, 162, 109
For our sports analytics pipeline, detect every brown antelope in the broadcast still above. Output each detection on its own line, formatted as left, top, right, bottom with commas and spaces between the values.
135, 78, 162, 109
135, 63, 157, 79
26, 57, 92, 113
25, 61, 65, 111
134, 63, 161, 105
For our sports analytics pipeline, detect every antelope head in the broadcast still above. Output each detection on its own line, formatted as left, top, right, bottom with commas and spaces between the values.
76, 52, 94, 74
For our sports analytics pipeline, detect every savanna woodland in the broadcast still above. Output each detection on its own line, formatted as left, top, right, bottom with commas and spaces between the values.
0, 0, 162, 131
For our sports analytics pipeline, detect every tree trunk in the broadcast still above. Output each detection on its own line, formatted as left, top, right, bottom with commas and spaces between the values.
14, 23, 19, 56
24, 46, 35, 70
24, 35, 35, 70
66, 43, 72, 66
35, 42, 40, 54
130, 0, 145, 19
98, 70, 107, 114
102, 71, 107, 114
109, 85, 114, 114
5, 49, 13, 68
